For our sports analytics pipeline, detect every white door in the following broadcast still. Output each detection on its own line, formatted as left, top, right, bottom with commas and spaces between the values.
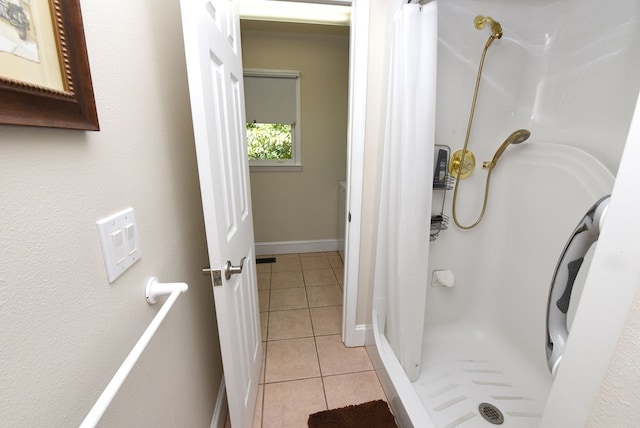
180, 1, 261, 427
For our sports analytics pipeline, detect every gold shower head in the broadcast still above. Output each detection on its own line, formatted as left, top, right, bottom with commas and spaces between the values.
483, 129, 531, 170
474, 15, 503, 39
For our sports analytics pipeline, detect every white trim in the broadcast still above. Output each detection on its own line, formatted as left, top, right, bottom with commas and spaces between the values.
243, 68, 300, 79
249, 164, 303, 172
276, 0, 352, 5
345, 323, 368, 347
255, 239, 339, 255
239, 1, 351, 26
342, 0, 369, 347
243, 68, 302, 168
294, 74, 302, 166
210, 376, 228, 428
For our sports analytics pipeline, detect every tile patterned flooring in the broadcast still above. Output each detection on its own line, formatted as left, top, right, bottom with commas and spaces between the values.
230, 252, 387, 428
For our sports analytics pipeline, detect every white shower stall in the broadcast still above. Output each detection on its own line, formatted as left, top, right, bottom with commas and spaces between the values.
364, 0, 640, 426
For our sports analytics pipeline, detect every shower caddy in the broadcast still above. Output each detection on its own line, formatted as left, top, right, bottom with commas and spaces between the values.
431, 144, 452, 241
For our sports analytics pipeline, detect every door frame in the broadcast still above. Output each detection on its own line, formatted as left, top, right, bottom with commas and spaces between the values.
236, 0, 368, 347
342, 0, 369, 347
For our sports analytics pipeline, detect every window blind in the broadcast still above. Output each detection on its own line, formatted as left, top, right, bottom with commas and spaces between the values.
244, 73, 298, 124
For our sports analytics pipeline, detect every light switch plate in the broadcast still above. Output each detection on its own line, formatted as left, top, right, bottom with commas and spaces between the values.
97, 208, 142, 283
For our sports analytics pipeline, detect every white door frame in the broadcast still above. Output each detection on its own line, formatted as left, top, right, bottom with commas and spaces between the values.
342, 0, 369, 347
236, 0, 369, 347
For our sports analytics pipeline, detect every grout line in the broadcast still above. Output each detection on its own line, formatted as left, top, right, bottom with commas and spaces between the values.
312, 329, 331, 406
314, 333, 329, 410
262, 376, 323, 386
260, 263, 271, 428
321, 367, 378, 378
321, 369, 379, 379
258, 381, 264, 428
258, 266, 269, 388
302, 254, 330, 410
266, 333, 315, 343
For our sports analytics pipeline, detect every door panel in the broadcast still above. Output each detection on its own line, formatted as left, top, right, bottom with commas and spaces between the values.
181, 1, 261, 426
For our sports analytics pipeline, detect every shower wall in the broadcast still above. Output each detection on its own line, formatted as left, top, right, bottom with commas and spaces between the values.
362, 0, 640, 424
425, 0, 640, 372
361, 0, 640, 349
436, 0, 640, 173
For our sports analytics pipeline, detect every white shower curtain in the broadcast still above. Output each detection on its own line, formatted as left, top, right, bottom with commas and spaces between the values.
373, 1, 437, 382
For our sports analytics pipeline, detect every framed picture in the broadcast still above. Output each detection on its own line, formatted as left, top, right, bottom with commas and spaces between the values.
0, 0, 99, 130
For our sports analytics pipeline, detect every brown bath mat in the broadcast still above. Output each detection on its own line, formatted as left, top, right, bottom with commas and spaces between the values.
308, 400, 398, 428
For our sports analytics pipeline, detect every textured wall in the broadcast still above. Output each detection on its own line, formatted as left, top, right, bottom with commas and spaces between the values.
241, 21, 349, 244
0, 1, 223, 426
587, 276, 640, 426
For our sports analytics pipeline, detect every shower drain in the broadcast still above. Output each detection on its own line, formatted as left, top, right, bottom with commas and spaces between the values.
478, 403, 504, 425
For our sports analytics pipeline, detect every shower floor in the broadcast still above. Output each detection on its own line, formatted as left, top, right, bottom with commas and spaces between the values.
412, 323, 552, 428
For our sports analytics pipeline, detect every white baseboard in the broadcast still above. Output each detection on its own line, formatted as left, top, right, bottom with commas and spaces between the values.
255, 239, 339, 256
210, 376, 228, 428
344, 323, 368, 347
354, 324, 368, 346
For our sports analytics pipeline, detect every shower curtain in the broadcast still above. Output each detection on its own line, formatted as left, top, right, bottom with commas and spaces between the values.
373, 0, 437, 381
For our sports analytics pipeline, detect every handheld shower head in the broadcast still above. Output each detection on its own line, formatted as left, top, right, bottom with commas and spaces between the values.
483, 129, 531, 170
475, 15, 503, 39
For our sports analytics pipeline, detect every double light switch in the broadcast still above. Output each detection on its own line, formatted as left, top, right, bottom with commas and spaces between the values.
97, 208, 142, 283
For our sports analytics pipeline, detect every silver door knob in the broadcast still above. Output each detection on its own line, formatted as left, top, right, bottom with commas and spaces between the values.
224, 257, 246, 280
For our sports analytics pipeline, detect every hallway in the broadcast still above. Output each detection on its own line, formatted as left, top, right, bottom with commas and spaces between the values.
237, 252, 387, 427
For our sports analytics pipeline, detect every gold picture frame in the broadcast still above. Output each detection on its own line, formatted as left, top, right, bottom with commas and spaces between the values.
0, 0, 99, 130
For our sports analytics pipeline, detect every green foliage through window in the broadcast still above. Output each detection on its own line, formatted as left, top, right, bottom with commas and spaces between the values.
246, 123, 292, 160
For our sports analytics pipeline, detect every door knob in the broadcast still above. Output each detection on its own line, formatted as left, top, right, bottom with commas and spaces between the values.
224, 257, 246, 280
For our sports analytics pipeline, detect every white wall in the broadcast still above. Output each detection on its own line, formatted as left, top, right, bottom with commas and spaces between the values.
423, 0, 640, 364
435, 0, 640, 174
0, 1, 223, 426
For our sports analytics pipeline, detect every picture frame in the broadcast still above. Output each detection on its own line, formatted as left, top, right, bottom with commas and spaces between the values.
0, 0, 99, 130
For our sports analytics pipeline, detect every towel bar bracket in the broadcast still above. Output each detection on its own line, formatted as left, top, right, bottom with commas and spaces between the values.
146, 277, 189, 304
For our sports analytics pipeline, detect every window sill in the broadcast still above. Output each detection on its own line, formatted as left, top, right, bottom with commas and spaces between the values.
249, 164, 303, 172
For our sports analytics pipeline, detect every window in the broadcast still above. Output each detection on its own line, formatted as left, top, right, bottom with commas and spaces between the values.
243, 69, 301, 171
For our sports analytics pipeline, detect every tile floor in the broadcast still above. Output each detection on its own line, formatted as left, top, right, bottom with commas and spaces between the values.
229, 252, 388, 428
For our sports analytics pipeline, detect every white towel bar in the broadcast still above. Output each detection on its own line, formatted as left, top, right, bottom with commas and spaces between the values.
79, 278, 188, 428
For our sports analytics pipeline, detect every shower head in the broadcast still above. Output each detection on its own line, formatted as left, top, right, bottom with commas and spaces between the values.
474, 15, 503, 39
483, 129, 531, 170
